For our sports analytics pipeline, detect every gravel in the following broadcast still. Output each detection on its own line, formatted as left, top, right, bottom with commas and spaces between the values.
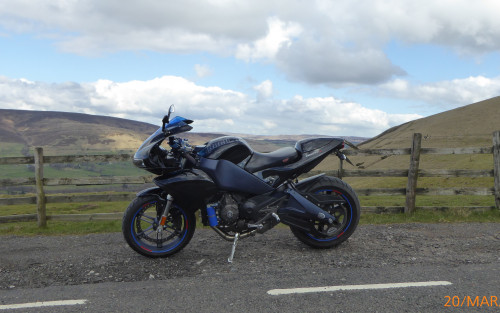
1, 223, 499, 290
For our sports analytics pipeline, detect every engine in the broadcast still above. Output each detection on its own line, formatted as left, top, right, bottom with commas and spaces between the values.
218, 193, 239, 225
213, 192, 281, 235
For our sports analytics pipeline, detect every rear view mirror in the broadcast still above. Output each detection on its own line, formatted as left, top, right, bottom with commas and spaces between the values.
162, 104, 176, 132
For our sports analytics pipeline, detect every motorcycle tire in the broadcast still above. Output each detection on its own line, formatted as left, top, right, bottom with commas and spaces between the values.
290, 176, 360, 248
122, 196, 196, 258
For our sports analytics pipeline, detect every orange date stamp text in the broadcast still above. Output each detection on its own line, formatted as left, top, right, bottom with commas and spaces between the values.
444, 296, 498, 308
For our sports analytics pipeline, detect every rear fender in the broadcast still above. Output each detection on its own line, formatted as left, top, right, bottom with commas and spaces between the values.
294, 173, 326, 191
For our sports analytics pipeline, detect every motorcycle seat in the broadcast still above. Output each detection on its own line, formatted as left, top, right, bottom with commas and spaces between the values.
245, 147, 299, 173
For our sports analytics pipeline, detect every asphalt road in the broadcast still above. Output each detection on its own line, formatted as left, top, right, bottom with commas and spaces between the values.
1, 223, 499, 312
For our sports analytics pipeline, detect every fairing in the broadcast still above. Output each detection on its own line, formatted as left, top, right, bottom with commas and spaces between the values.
133, 116, 192, 174
134, 127, 165, 162
153, 169, 217, 212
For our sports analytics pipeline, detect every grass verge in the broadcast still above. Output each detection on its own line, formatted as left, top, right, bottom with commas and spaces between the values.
360, 207, 500, 224
1, 207, 499, 236
0, 220, 122, 236
0, 200, 130, 216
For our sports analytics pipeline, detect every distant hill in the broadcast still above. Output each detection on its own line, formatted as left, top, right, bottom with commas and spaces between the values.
2, 96, 498, 157
0, 109, 368, 156
0, 109, 221, 155
312, 96, 500, 174
361, 96, 500, 149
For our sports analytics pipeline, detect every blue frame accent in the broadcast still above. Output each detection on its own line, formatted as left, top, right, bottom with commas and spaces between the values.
168, 116, 189, 125
164, 116, 193, 135
206, 206, 218, 226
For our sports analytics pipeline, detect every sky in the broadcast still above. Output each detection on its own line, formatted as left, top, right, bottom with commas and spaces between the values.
1, 0, 500, 138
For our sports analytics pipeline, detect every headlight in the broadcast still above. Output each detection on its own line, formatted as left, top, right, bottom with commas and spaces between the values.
133, 158, 146, 168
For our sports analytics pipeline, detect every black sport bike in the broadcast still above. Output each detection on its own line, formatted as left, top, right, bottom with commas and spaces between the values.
122, 106, 360, 262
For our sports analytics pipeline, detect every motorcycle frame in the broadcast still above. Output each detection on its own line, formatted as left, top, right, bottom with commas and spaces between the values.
136, 141, 342, 231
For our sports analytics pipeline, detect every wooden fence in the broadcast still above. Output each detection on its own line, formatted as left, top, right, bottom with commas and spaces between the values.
0, 151, 152, 226
1, 131, 499, 226
338, 131, 500, 214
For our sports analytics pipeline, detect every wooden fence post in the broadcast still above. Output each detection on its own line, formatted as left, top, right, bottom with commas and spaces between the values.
405, 133, 422, 214
493, 131, 500, 210
34, 147, 47, 227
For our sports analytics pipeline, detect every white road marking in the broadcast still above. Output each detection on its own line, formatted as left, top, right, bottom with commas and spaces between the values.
267, 281, 452, 295
0, 299, 87, 310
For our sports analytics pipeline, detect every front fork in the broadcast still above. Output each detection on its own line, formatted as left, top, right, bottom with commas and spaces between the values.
158, 194, 174, 231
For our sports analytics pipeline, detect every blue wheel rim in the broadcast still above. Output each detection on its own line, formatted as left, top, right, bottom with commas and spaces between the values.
130, 201, 188, 253
306, 189, 353, 242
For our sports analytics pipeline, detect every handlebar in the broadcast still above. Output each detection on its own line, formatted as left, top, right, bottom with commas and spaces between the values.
182, 152, 196, 165
168, 136, 197, 165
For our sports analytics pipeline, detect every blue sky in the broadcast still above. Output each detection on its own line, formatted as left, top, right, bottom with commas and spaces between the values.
1, 0, 500, 137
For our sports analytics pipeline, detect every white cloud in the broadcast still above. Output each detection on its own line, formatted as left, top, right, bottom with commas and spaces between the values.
195, 118, 235, 133
235, 17, 302, 62
194, 64, 212, 78
276, 39, 406, 85
254, 80, 273, 101
0, 76, 248, 121
2, 0, 500, 84
380, 76, 500, 108
0, 76, 420, 137
262, 120, 277, 130
271, 95, 422, 135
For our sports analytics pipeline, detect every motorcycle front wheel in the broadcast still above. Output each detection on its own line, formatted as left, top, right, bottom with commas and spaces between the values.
291, 176, 360, 248
122, 196, 196, 258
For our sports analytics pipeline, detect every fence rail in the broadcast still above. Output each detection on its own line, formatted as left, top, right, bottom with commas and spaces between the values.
0, 154, 133, 165
1, 131, 499, 225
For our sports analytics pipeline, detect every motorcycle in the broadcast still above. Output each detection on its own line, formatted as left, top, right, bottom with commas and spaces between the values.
122, 106, 360, 262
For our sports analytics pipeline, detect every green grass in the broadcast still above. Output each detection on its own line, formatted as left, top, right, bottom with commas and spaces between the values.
344, 177, 495, 189
0, 200, 130, 216
360, 207, 500, 224
0, 143, 26, 157
1, 206, 499, 237
0, 161, 144, 180
1, 150, 498, 235
359, 195, 496, 207
0, 220, 122, 236
1, 195, 494, 217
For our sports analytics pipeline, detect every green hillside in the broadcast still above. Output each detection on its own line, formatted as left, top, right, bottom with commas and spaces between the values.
314, 97, 499, 209
361, 96, 500, 149
0, 109, 225, 156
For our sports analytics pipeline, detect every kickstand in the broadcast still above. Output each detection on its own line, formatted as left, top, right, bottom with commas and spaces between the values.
227, 233, 240, 263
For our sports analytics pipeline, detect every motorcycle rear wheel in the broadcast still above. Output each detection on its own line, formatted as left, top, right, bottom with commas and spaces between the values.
290, 176, 360, 248
122, 196, 196, 258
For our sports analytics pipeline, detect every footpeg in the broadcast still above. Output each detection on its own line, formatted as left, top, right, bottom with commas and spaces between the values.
227, 233, 239, 263
247, 223, 263, 230
272, 213, 280, 223
254, 212, 282, 234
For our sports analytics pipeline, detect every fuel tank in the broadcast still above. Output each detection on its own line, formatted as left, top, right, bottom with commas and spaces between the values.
197, 136, 252, 165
